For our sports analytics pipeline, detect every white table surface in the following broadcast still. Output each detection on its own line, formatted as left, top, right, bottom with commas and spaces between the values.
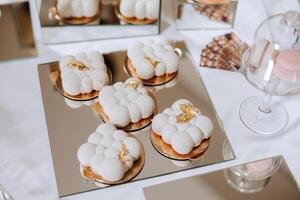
0, 0, 300, 199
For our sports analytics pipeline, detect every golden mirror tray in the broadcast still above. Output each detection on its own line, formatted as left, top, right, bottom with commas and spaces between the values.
38, 41, 235, 197
82, 137, 145, 185
150, 131, 210, 161
49, 65, 112, 101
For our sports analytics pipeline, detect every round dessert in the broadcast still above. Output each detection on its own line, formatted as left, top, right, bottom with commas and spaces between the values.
274, 50, 300, 80
125, 37, 182, 86
56, 0, 101, 25
151, 99, 213, 160
93, 78, 156, 131
77, 123, 145, 184
116, 0, 159, 25
50, 51, 111, 101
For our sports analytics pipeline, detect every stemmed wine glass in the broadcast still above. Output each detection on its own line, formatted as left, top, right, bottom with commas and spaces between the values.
240, 11, 300, 135
0, 185, 13, 200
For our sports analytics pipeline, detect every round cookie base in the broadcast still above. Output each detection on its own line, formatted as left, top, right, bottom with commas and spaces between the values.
114, 5, 157, 25
81, 140, 145, 185
124, 57, 178, 86
150, 130, 210, 161
49, 67, 112, 101
92, 101, 156, 132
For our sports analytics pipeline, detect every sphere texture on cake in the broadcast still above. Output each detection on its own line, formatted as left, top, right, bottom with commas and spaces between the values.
77, 123, 142, 182
98, 78, 155, 127
152, 99, 213, 155
59, 51, 109, 96
127, 37, 180, 80
57, 0, 100, 18
119, 0, 159, 20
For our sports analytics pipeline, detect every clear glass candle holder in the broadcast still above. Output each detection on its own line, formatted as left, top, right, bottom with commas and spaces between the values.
224, 157, 282, 193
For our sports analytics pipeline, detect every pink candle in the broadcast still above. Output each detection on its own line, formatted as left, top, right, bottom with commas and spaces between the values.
274, 50, 300, 80
246, 158, 273, 175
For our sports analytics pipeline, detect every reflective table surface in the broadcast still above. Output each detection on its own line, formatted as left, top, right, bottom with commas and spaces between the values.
144, 156, 300, 200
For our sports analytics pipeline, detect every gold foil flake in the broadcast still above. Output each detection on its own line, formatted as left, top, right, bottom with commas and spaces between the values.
67, 60, 89, 71
126, 81, 139, 89
176, 104, 200, 123
119, 144, 129, 161
145, 56, 160, 69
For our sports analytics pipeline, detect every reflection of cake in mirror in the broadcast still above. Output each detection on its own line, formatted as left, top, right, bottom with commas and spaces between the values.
56, 0, 100, 24
151, 99, 213, 160
64, 98, 96, 109
117, 0, 159, 24
126, 37, 181, 86
58, 51, 110, 100
94, 78, 156, 131
200, 32, 249, 71
77, 123, 145, 184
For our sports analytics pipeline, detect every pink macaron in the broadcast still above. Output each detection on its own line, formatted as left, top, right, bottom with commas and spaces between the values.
274, 50, 300, 80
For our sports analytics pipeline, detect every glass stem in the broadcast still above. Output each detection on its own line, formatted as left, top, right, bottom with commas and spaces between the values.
258, 75, 279, 114
259, 93, 272, 113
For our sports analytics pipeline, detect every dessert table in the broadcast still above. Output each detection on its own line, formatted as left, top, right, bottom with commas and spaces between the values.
0, 0, 299, 199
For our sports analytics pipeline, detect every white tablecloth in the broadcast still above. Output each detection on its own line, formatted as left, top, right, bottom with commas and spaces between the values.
0, 0, 300, 199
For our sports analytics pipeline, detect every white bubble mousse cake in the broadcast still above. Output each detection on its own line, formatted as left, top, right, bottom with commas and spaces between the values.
59, 51, 109, 96
77, 123, 144, 183
127, 37, 181, 81
57, 0, 100, 19
151, 99, 213, 158
97, 78, 155, 128
119, 0, 159, 21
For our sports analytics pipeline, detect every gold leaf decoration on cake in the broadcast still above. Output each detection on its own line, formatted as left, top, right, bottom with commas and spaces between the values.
125, 81, 139, 89
68, 60, 89, 71
176, 104, 200, 123
145, 56, 160, 69
119, 144, 129, 161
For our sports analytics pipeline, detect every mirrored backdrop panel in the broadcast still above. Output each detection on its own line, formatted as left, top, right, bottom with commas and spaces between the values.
38, 41, 235, 197
37, 0, 161, 44
176, 0, 238, 30
0, 1, 37, 61
144, 156, 300, 200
